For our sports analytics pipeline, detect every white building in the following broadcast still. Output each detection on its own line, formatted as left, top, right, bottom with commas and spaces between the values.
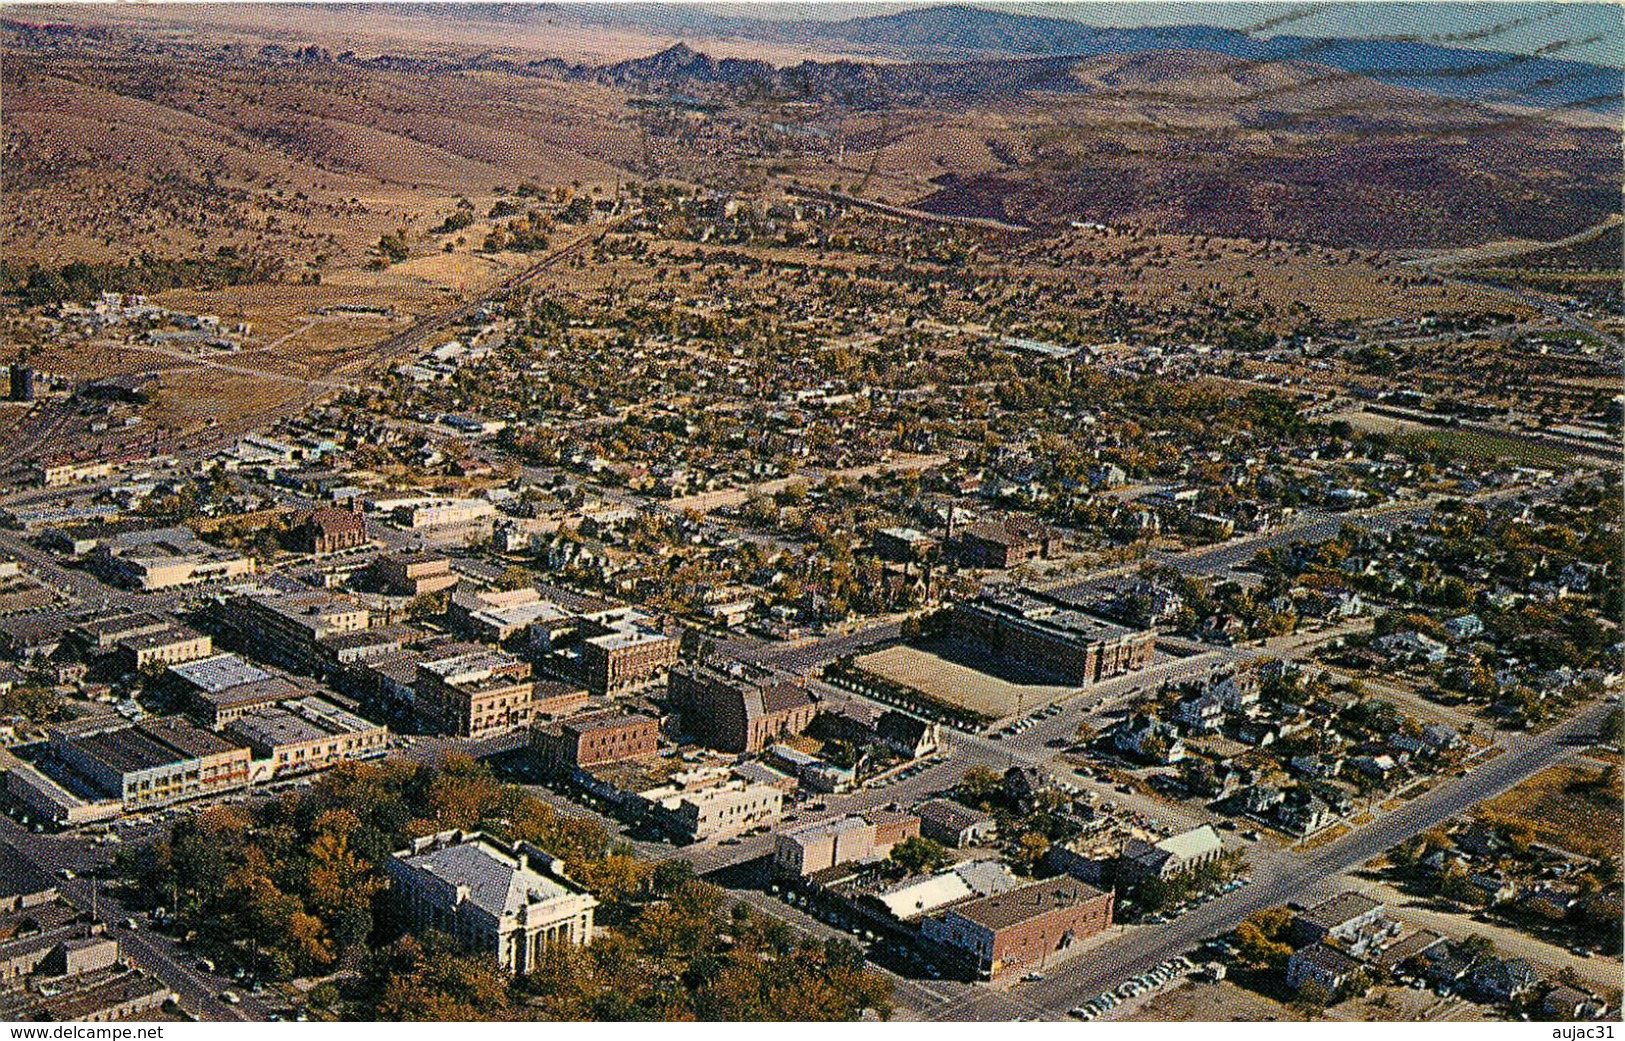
387, 830, 598, 973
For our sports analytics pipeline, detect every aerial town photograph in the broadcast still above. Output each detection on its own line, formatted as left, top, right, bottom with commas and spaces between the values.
0, 0, 1619, 1031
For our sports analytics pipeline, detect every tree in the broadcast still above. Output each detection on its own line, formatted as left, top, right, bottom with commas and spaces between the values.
888, 836, 950, 875
1233, 907, 1294, 968
958, 766, 1002, 808
1602, 707, 1624, 748
495, 565, 534, 592
377, 229, 410, 264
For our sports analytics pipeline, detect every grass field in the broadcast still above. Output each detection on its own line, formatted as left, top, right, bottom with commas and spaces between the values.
853, 644, 1070, 721
1476, 761, 1623, 859
1394, 428, 1575, 468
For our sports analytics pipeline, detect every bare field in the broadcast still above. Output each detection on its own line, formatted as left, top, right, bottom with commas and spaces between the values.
1476, 761, 1624, 860
853, 644, 1070, 721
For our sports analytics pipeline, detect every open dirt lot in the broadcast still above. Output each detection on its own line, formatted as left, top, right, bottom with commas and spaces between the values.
853, 643, 1071, 721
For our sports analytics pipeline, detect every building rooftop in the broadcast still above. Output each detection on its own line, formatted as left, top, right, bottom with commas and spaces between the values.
393, 832, 591, 921
0, 842, 54, 903
1294, 941, 1362, 976
73, 612, 170, 645
1153, 824, 1223, 862
116, 622, 206, 653
1298, 891, 1383, 931
228, 706, 330, 749
72, 718, 242, 775
196, 675, 304, 712
945, 877, 1106, 932
225, 694, 378, 749
168, 653, 274, 694
915, 798, 994, 833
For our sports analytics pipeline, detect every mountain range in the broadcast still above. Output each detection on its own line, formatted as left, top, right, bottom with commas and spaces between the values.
555, 2, 1622, 115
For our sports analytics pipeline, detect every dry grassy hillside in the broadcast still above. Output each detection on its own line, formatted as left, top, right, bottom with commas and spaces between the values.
2, 33, 641, 267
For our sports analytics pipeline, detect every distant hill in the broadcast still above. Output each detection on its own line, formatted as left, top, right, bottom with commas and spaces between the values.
566, 2, 1622, 115
567, 41, 1619, 250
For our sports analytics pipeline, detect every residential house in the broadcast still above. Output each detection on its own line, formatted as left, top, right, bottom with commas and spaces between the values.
1471, 957, 1540, 1003
1286, 942, 1362, 995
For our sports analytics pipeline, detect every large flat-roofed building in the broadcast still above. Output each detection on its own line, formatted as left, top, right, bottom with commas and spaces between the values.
33, 458, 113, 488
414, 649, 536, 739
90, 527, 255, 590
113, 623, 213, 672
452, 587, 573, 644
225, 695, 389, 780
376, 553, 459, 598
0, 842, 56, 913
69, 612, 172, 653
391, 497, 497, 530
168, 652, 304, 726
874, 527, 939, 563
668, 659, 817, 754
49, 717, 250, 811
316, 624, 414, 667
225, 589, 370, 673
533, 709, 660, 772
576, 608, 679, 696
921, 877, 1114, 978
954, 586, 1153, 685
0, 748, 121, 827
387, 830, 598, 973
773, 812, 921, 878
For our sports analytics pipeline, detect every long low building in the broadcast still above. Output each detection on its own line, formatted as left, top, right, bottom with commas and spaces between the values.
649, 779, 783, 843
48, 717, 250, 811
954, 586, 1153, 685
225, 695, 389, 782
89, 527, 255, 590
0, 749, 120, 827
114, 623, 213, 672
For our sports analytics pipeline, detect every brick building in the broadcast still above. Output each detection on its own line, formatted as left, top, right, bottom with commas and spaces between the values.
375, 553, 458, 597
953, 518, 1058, 569
290, 506, 368, 555
921, 877, 1114, 978
533, 709, 660, 772
414, 649, 536, 739
668, 659, 818, 754
954, 586, 1154, 684
773, 811, 921, 877
576, 608, 679, 696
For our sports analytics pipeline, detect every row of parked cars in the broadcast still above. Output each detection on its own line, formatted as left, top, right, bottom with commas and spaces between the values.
1069, 955, 1195, 1021
991, 702, 1066, 739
